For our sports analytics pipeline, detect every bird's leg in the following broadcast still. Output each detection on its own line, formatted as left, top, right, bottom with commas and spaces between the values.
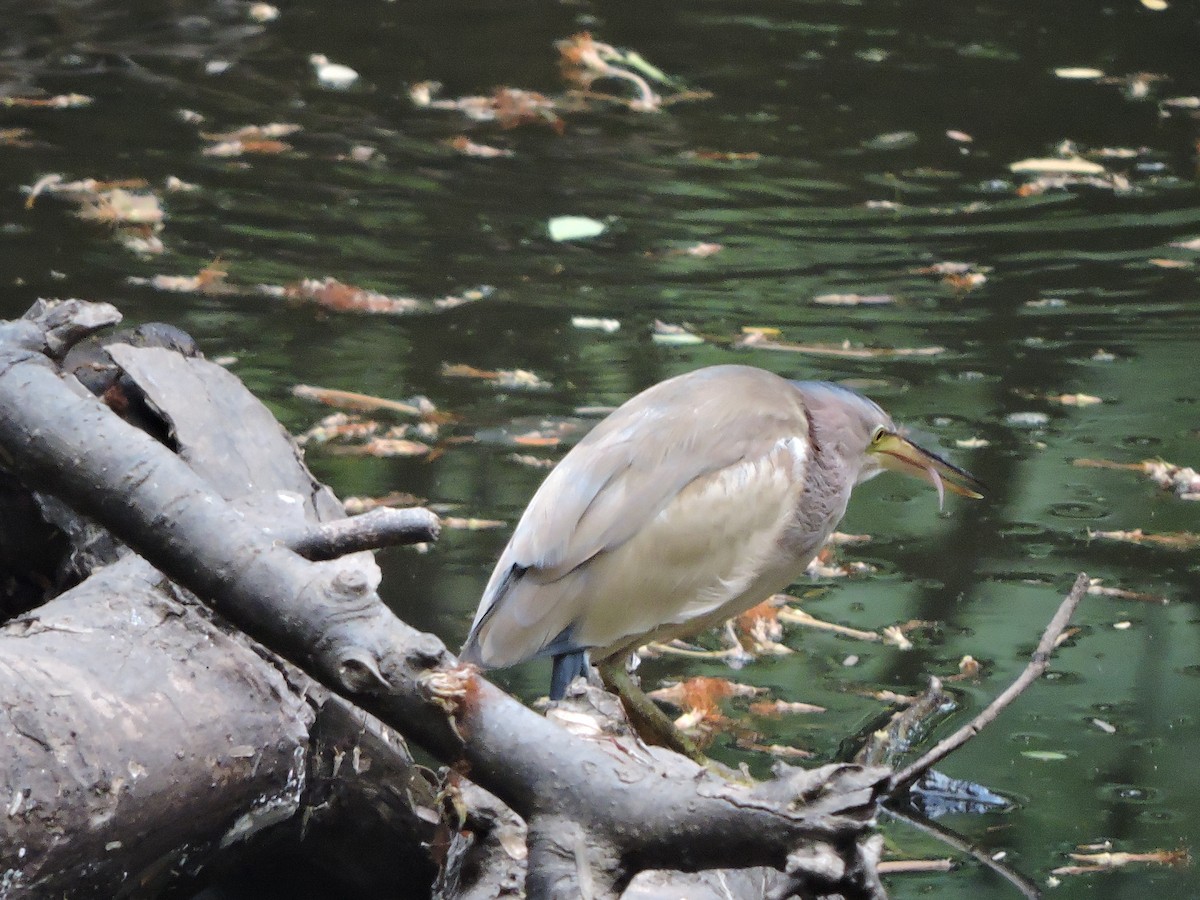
598, 659, 707, 765
549, 650, 589, 700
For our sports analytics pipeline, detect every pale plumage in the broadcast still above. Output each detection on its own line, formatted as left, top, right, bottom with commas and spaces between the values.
461, 364, 982, 698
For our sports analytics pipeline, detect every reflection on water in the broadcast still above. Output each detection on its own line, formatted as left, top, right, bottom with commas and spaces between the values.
3, 0, 1200, 895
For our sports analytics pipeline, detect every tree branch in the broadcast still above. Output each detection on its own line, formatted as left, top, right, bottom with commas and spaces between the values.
888, 572, 1089, 796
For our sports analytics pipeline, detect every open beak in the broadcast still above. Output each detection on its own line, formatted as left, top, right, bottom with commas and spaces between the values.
872, 432, 985, 509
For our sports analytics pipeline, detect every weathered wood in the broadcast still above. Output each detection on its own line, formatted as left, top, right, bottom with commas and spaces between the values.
0, 558, 314, 896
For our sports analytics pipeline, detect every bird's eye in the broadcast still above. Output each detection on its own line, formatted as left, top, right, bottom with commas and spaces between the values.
870, 426, 888, 444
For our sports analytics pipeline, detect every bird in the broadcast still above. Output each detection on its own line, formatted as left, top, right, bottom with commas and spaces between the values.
461, 364, 983, 701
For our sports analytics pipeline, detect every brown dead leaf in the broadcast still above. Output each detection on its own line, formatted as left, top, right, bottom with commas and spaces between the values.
942, 272, 987, 292
283, 277, 421, 314
131, 260, 232, 295
75, 188, 164, 226
648, 675, 763, 711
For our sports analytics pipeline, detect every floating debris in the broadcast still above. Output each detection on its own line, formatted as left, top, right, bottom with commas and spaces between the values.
548, 215, 606, 242
812, 293, 895, 306
1085, 578, 1168, 605
507, 453, 556, 469
1054, 67, 1105, 80
441, 363, 551, 390
248, 2, 279, 22
1010, 156, 1106, 175
292, 384, 434, 417
1075, 457, 1200, 500
310, 54, 359, 89
441, 516, 506, 530
128, 261, 232, 295
294, 413, 380, 446
271, 278, 491, 316
1052, 845, 1189, 877
1047, 392, 1102, 406
651, 320, 705, 346
735, 331, 944, 359
411, 82, 565, 132
2, 93, 92, 109
571, 316, 620, 332
446, 135, 513, 158
1088, 528, 1200, 551
334, 438, 431, 458
679, 149, 762, 162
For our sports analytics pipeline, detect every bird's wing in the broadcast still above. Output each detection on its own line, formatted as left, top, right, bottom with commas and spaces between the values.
462, 366, 809, 666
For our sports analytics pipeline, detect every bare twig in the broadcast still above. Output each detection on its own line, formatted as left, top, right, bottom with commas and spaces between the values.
888, 573, 1089, 796
884, 807, 1041, 899
287, 507, 440, 559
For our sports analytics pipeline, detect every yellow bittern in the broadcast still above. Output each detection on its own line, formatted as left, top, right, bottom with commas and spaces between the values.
462, 364, 982, 700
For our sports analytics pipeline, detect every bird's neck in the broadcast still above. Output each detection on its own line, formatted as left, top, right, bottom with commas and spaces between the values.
782, 414, 854, 558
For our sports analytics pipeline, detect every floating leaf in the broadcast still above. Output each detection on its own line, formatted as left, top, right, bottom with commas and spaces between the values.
1054, 67, 1105, 79
548, 215, 607, 242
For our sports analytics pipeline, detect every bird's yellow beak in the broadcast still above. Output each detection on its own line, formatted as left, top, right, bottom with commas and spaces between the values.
871, 431, 985, 509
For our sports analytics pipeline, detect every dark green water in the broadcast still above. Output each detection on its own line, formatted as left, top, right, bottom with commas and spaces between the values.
3, 0, 1200, 896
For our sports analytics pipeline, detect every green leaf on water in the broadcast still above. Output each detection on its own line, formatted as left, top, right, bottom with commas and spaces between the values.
1021, 750, 1069, 762
548, 216, 607, 242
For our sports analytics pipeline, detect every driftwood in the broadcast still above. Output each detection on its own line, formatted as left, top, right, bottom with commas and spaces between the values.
0, 300, 1084, 898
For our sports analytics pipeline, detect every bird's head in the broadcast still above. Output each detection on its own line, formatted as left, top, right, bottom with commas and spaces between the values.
796, 382, 984, 508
